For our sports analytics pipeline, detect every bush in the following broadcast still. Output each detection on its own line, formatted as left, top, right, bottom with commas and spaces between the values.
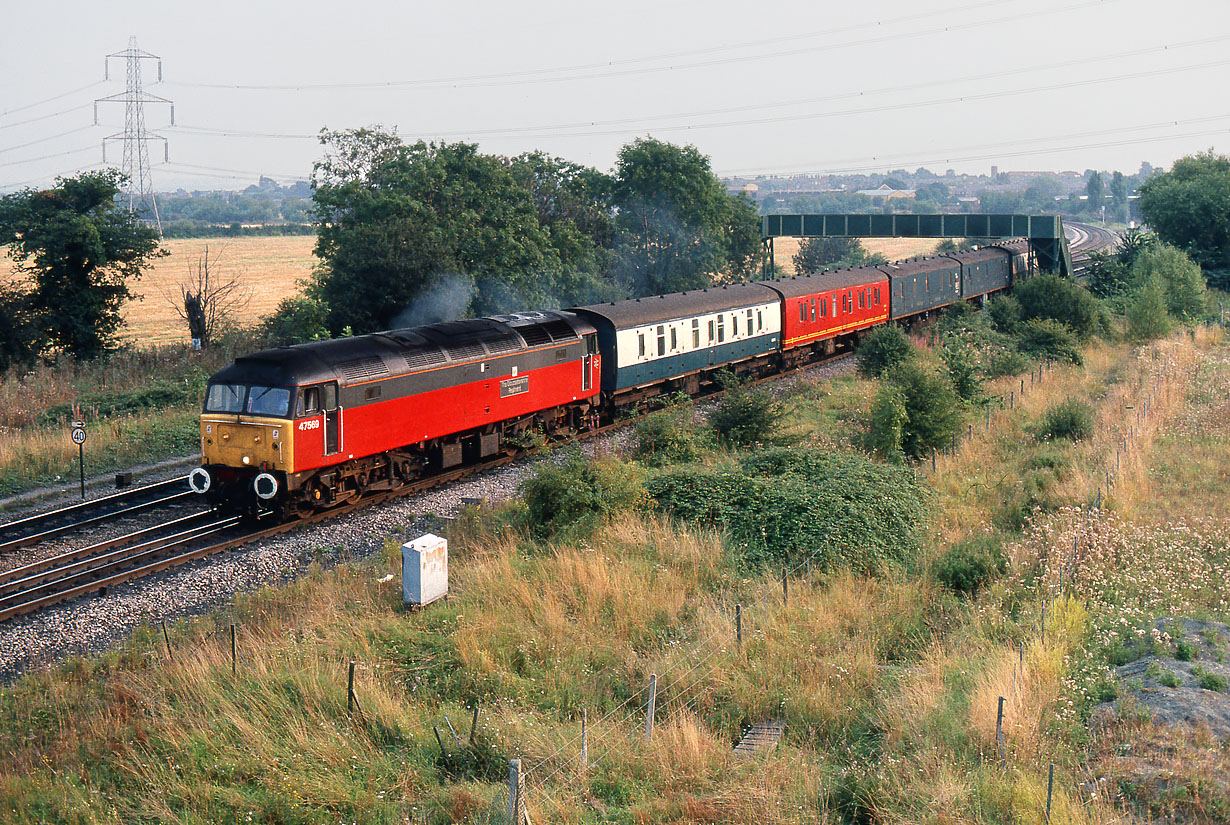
709, 379, 782, 448
647, 447, 931, 572
984, 347, 1031, 378
866, 382, 907, 459
634, 402, 701, 466
884, 361, 965, 459
259, 295, 332, 347
934, 535, 1007, 596
856, 325, 914, 378
1015, 318, 1083, 365
1036, 399, 1094, 442
1131, 243, 1208, 324
1126, 277, 1173, 342
940, 341, 981, 401
1175, 640, 1197, 662
987, 294, 1021, 334
1013, 275, 1101, 339
521, 451, 646, 538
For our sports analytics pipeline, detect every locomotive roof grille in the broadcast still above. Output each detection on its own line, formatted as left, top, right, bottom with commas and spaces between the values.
338, 355, 390, 383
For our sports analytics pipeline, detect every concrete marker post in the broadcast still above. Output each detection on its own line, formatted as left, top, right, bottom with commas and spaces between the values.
644, 673, 658, 742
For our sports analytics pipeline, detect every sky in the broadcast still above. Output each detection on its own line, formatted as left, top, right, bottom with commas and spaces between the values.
2, 0, 1229, 193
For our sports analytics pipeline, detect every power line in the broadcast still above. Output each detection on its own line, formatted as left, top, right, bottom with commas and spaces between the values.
0, 81, 105, 118
717, 113, 1230, 177
0, 103, 92, 131
161, 0, 1119, 92
725, 126, 1230, 178
0, 125, 97, 156
0, 162, 107, 192
162, 48, 1230, 147
0, 145, 96, 169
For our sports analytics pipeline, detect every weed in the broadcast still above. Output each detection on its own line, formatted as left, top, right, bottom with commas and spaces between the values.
934, 535, 1007, 597
1175, 639, 1198, 662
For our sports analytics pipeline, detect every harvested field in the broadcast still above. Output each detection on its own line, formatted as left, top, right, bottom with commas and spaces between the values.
2, 236, 317, 345
770, 236, 945, 275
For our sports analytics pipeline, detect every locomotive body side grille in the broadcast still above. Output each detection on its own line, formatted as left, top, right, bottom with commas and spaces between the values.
338, 356, 390, 383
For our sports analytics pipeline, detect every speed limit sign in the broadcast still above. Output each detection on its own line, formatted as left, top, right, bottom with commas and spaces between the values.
71, 427, 86, 445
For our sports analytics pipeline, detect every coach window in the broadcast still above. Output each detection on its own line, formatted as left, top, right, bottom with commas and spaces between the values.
731, 314, 739, 337
859, 291, 865, 309
692, 318, 700, 348
810, 300, 816, 322
717, 314, 725, 343
746, 309, 754, 333
657, 325, 666, 356
638, 332, 645, 358
874, 287, 881, 305
296, 386, 321, 417
757, 309, 763, 331
799, 303, 806, 323
670, 326, 678, 351
708, 319, 715, 343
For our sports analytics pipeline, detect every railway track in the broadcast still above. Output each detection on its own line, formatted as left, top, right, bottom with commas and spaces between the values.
0, 477, 199, 554
1066, 220, 1119, 278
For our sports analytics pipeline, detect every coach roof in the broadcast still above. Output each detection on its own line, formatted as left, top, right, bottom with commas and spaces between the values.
757, 265, 888, 300
573, 283, 780, 329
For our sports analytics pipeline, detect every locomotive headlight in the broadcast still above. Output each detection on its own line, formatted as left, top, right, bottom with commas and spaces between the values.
253, 472, 279, 500
242, 455, 251, 465
188, 467, 212, 494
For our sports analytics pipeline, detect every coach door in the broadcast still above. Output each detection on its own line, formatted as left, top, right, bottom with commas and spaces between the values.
582, 334, 596, 391
323, 381, 341, 455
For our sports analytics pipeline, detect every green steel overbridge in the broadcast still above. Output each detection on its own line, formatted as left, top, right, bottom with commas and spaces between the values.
760, 213, 1072, 277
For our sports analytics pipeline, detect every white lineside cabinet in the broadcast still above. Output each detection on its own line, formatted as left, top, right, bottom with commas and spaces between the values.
402, 533, 448, 607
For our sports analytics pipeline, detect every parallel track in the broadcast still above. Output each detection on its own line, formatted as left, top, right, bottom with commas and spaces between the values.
0, 478, 199, 554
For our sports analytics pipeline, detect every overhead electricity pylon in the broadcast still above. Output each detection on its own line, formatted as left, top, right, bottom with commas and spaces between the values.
94, 36, 174, 234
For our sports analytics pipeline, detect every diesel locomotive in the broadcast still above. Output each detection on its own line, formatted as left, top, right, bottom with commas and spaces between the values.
189, 241, 1033, 513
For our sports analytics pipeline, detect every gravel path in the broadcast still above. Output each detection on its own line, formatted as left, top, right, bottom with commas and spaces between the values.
0, 356, 852, 684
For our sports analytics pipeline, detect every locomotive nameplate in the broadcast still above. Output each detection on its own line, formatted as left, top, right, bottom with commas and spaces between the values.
500, 376, 529, 397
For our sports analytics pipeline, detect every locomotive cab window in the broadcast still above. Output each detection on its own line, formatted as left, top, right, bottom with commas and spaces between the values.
205, 383, 244, 413
296, 386, 322, 417
322, 382, 338, 412
246, 385, 291, 417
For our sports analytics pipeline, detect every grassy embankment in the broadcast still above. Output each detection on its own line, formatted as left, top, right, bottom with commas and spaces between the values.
2, 296, 1227, 824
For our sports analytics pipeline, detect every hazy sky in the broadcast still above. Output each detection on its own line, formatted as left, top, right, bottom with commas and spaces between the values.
2, 0, 1228, 192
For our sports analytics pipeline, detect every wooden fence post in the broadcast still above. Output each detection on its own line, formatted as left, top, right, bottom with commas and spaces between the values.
644, 673, 658, 742
781, 567, 788, 607
735, 604, 742, 652
995, 696, 1006, 765
469, 705, 480, 743
1045, 762, 1054, 822
161, 620, 172, 659
507, 758, 532, 825
581, 709, 588, 770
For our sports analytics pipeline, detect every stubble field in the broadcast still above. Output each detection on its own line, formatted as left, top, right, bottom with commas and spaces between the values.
1, 235, 318, 346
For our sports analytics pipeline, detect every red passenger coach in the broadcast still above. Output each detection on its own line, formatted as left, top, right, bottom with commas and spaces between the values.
758, 266, 891, 361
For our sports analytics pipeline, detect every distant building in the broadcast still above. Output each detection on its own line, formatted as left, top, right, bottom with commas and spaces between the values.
856, 184, 915, 200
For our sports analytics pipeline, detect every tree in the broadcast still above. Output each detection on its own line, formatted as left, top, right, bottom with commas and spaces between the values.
792, 236, 866, 273
259, 295, 331, 347
0, 170, 164, 359
1126, 278, 1172, 341
1137, 151, 1230, 274
1130, 244, 1206, 324
611, 137, 761, 296
856, 324, 914, 378
310, 129, 605, 334
0, 284, 41, 371
165, 245, 250, 348
1085, 170, 1105, 213
1109, 171, 1129, 223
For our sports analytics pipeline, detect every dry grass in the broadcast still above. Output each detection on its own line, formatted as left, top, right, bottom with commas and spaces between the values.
2, 236, 316, 345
